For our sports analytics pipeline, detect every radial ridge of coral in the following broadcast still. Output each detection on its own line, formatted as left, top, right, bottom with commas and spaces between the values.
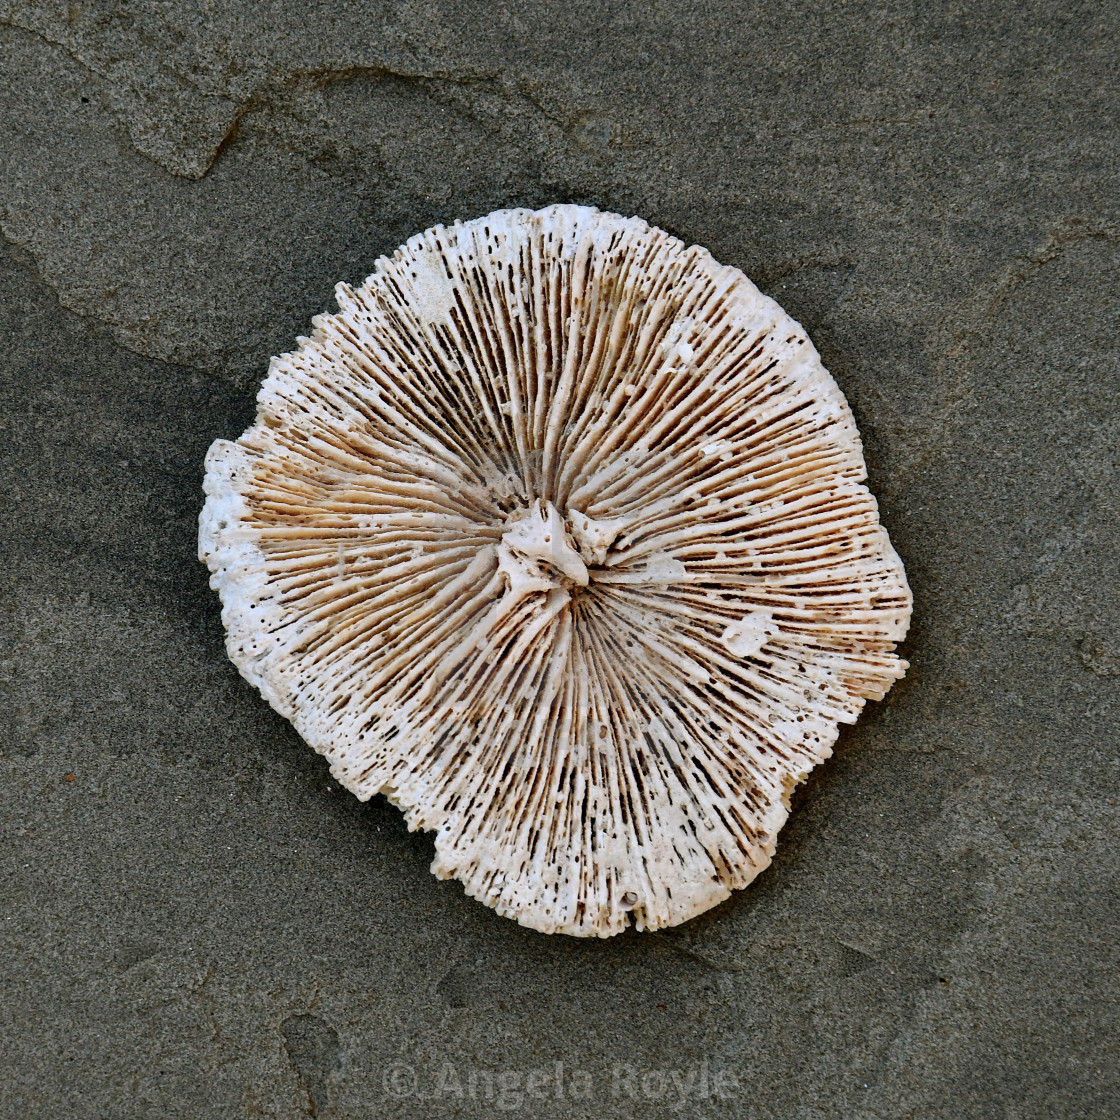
199, 204, 912, 937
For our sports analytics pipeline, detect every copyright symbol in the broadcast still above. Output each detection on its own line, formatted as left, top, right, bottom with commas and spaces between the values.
382, 1063, 418, 1098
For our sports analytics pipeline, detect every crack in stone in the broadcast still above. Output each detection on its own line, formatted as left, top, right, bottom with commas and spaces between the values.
195, 63, 507, 179
0, 16, 549, 180
0, 227, 223, 387
948, 220, 1120, 342
891, 218, 1120, 484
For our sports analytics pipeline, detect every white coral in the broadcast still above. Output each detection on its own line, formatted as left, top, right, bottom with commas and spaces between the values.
199, 204, 912, 937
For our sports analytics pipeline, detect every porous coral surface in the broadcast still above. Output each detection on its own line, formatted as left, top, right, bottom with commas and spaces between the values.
200, 205, 910, 935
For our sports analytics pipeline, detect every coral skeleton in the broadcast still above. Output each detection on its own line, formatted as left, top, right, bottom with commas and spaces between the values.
200, 205, 911, 936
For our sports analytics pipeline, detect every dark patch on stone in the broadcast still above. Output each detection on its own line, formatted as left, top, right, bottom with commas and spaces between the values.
759, 259, 857, 329
436, 965, 482, 1008
114, 937, 160, 973
835, 941, 877, 978
280, 1014, 341, 1117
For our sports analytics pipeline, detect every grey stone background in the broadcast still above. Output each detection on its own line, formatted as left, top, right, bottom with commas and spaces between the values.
0, 1, 1117, 1116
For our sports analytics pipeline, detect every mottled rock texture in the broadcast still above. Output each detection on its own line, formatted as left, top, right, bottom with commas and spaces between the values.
0, 1, 1117, 1117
